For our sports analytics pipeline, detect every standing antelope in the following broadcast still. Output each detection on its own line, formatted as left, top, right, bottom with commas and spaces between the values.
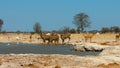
39, 33, 50, 44
49, 33, 59, 44
60, 33, 71, 44
83, 34, 94, 42
39, 33, 59, 44
115, 33, 120, 41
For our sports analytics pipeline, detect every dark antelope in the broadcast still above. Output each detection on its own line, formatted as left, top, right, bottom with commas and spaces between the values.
49, 33, 59, 44
60, 33, 71, 44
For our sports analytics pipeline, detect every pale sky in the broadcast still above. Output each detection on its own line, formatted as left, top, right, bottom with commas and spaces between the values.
0, 0, 120, 32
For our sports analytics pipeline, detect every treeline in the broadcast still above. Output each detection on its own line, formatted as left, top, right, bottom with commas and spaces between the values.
0, 21, 120, 34
32, 25, 120, 34
53, 26, 120, 34
100, 26, 120, 33
0, 26, 119, 34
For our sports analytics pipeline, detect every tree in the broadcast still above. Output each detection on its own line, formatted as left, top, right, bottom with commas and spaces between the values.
69, 28, 76, 33
58, 27, 70, 34
0, 19, 3, 32
62, 27, 70, 33
101, 27, 110, 33
33, 22, 41, 33
73, 13, 90, 33
16, 30, 21, 34
110, 26, 120, 33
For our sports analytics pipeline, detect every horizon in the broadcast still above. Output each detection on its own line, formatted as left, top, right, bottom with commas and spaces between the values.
0, 0, 120, 32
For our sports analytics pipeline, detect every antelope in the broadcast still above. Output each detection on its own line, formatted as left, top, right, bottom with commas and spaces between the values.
49, 33, 59, 44
60, 33, 71, 44
83, 34, 94, 42
39, 33, 50, 44
39, 33, 59, 44
115, 33, 120, 41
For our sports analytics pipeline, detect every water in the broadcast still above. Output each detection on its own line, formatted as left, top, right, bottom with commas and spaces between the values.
0, 43, 101, 56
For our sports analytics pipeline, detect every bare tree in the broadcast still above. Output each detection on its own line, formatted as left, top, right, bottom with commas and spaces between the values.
73, 13, 90, 33
0, 19, 3, 32
33, 22, 41, 33
62, 27, 70, 34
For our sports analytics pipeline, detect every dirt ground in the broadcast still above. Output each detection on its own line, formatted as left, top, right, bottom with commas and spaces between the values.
97, 63, 120, 68
0, 54, 119, 68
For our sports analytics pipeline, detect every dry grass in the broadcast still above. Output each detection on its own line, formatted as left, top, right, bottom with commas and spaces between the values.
55, 64, 61, 68
70, 33, 120, 45
97, 63, 120, 68
0, 33, 119, 45
100, 42, 108, 45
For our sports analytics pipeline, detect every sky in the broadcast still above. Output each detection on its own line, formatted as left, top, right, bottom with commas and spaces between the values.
0, 0, 120, 32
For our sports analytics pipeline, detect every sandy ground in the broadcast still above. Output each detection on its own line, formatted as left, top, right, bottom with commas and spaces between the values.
0, 33, 120, 68
0, 54, 119, 68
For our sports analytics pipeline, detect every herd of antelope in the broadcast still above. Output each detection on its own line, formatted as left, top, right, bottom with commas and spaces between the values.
38, 33, 71, 44
29, 32, 120, 44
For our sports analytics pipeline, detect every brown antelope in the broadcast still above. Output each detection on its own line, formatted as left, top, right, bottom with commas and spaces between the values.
29, 33, 33, 40
83, 34, 94, 42
60, 33, 71, 44
39, 33, 59, 44
115, 33, 120, 41
39, 33, 50, 44
29, 32, 35, 39
49, 33, 59, 44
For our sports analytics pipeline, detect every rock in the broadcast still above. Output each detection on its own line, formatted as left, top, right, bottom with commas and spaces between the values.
84, 44, 95, 51
84, 43, 105, 51
99, 46, 120, 56
73, 44, 86, 52
73, 43, 105, 52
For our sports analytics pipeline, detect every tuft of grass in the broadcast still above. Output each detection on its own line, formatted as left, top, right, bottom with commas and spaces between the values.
55, 64, 61, 68
100, 42, 108, 45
